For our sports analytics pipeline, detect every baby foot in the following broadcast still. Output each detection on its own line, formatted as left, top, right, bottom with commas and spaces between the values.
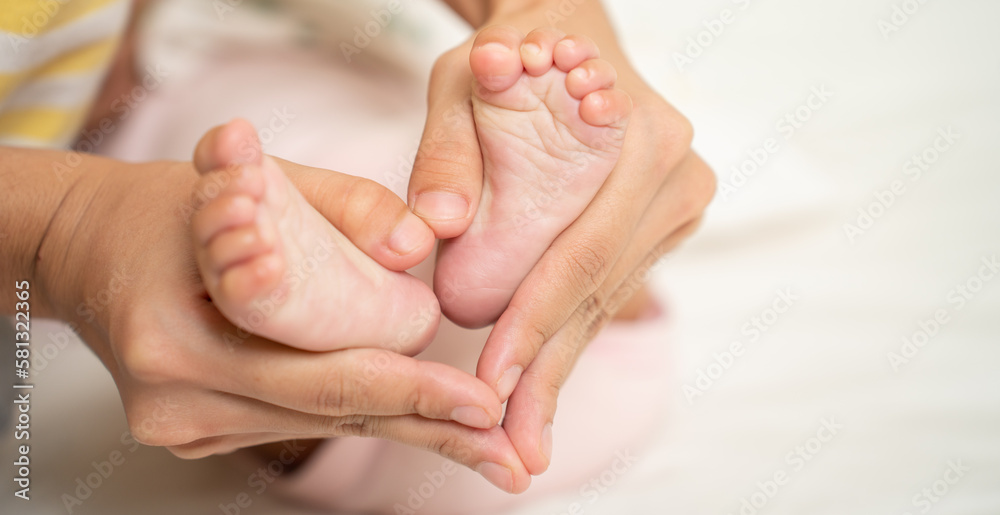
191, 119, 440, 353
435, 26, 632, 328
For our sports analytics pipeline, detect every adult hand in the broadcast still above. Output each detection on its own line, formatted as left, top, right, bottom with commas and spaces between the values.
409, 1, 716, 475
23, 126, 533, 492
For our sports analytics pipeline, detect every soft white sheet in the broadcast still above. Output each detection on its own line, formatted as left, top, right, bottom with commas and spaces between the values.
2, 0, 998, 514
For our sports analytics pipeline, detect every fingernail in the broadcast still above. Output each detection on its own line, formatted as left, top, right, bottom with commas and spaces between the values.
479, 41, 510, 53
451, 406, 493, 429
496, 365, 523, 401
388, 213, 427, 255
540, 423, 553, 464
414, 192, 469, 222
522, 42, 542, 55
476, 462, 514, 492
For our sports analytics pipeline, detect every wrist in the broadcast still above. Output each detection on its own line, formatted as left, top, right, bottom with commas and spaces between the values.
0, 147, 92, 317
36, 157, 197, 365
36, 156, 181, 325
32, 152, 115, 321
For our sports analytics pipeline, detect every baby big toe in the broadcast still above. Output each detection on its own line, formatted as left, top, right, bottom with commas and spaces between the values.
471, 25, 526, 92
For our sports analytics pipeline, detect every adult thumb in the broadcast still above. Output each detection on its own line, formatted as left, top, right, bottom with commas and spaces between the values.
407, 50, 484, 239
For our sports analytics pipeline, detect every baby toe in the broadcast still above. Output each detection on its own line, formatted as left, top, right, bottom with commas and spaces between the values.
520, 28, 565, 76
470, 25, 526, 92
217, 253, 285, 307
193, 118, 262, 174
192, 194, 257, 245
580, 88, 633, 129
553, 34, 600, 72
566, 58, 618, 100
205, 223, 277, 272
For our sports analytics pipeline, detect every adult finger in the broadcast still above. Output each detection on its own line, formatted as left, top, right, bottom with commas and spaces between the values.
226, 345, 502, 428
472, 104, 693, 398
360, 415, 532, 493
406, 45, 483, 239
502, 215, 704, 475
166, 432, 326, 459
118, 310, 504, 429
283, 159, 437, 272
173, 416, 533, 493
192, 118, 435, 272
128, 383, 531, 494
497, 153, 714, 474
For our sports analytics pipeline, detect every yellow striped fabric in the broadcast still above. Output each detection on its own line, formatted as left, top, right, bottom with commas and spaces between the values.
0, 37, 117, 105
0, 105, 88, 141
0, 0, 120, 34
0, 0, 129, 148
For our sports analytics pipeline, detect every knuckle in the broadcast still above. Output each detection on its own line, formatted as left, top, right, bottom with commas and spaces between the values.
652, 103, 694, 152
526, 367, 565, 407
528, 325, 549, 355
406, 381, 424, 415
674, 157, 717, 221
126, 406, 203, 448
505, 301, 553, 358
561, 241, 613, 295
431, 433, 464, 462
126, 420, 163, 446
640, 104, 694, 173
578, 294, 612, 340
122, 394, 209, 447
665, 217, 705, 251
523, 361, 567, 402
543, 374, 564, 400
116, 333, 182, 384
335, 177, 398, 228
671, 114, 695, 150
313, 367, 357, 417
335, 415, 382, 439
413, 135, 479, 181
